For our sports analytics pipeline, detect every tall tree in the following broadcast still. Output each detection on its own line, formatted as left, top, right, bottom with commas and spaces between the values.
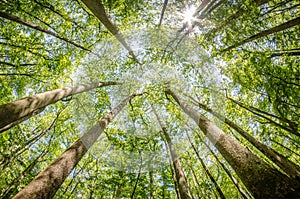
12, 93, 141, 199
189, 96, 300, 179
166, 87, 300, 198
81, 0, 138, 60
222, 16, 300, 52
0, 81, 119, 132
153, 105, 192, 199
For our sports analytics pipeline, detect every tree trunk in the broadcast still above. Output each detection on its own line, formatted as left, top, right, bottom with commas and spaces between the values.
0, 81, 119, 132
0, 11, 97, 56
200, 0, 225, 19
130, 153, 142, 199
12, 94, 138, 199
190, 97, 300, 179
165, 141, 181, 199
185, 133, 226, 199
166, 88, 300, 198
188, 163, 203, 199
149, 170, 154, 199
152, 106, 191, 199
228, 97, 299, 136
223, 16, 300, 52
158, 0, 169, 27
81, 0, 137, 60
0, 107, 44, 133
202, 140, 250, 199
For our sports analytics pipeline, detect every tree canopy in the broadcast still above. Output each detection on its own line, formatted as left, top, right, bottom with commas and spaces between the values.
0, 0, 299, 198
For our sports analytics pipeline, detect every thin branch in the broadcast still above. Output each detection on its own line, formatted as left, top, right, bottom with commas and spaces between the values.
0, 11, 100, 57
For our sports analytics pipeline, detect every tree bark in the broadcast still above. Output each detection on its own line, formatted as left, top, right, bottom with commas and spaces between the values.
165, 141, 181, 199
223, 16, 300, 52
0, 81, 120, 132
0, 107, 44, 133
0, 11, 97, 56
202, 140, 250, 199
190, 97, 300, 179
12, 94, 138, 199
152, 105, 191, 199
166, 88, 300, 198
81, 0, 137, 60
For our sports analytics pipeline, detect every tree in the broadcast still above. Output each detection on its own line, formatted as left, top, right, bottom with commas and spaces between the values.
0, 81, 120, 133
1, 0, 299, 198
153, 105, 192, 199
189, 96, 300, 179
166, 87, 300, 198
13, 93, 140, 199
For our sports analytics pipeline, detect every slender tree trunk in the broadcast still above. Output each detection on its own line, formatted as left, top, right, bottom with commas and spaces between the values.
130, 153, 142, 199
270, 139, 300, 158
0, 81, 120, 132
149, 170, 154, 199
153, 106, 192, 199
185, 133, 226, 199
166, 88, 300, 198
194, 0, 211, 16
201, 0, 225, 18
81, 0, 137, 60
223, 16, 300, 52
12, 94, 139, 199
158, 0, 169, 27
201, 140, 250, 199
271, 51, 300, 57
190, 97, 300, 179
163, 134, 181, 199
189, 163, 203, 199
228, 97, 299, 134
0, 11, 97, 56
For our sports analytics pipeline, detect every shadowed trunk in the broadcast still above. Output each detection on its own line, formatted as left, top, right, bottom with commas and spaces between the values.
201, 139, 250, 199
223, 16, 300, 52
0, 107, 44, 133
166, 88, 300, 198
81, 0, 138, 60
12, 94, 138, 199
190, 97, 300, 179
158, 0, 169, 26
153, 105, 191, 199
0, 81, 120, 132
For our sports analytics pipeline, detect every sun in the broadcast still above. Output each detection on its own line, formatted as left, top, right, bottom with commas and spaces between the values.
183, 6, 196, 24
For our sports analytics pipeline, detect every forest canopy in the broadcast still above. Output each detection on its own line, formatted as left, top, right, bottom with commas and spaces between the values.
0, 0, 299, 198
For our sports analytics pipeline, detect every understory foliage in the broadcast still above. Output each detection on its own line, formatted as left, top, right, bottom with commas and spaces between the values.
0, 0, 299, 198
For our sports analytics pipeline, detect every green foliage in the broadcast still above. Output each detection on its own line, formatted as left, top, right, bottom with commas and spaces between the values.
0, 0, 299, 198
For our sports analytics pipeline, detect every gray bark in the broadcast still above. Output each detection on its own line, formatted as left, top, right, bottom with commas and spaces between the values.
12, 94, 137, 199
166, 88, 300, 198
0, 81, 120, 132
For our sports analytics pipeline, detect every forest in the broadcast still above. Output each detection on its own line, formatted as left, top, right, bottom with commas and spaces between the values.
0, 0, 299, 198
